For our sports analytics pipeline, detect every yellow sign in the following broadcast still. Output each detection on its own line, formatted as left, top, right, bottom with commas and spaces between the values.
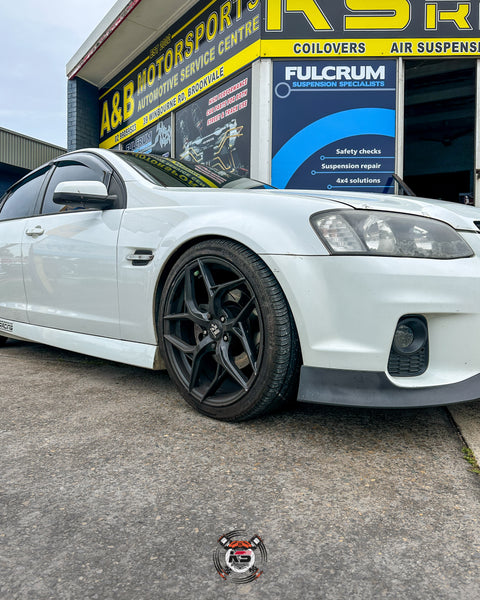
261, 38, 480, 59
264, 0, 478, 34
100, 41, 260, 149
100, 0, 261, 147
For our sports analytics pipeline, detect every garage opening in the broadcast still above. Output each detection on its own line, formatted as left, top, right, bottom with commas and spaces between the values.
403, 59, 476, 203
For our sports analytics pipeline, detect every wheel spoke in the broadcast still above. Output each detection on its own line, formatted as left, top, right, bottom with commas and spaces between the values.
211, 278, 247, 314
164, 333, 195, 355
232, 322, 258, 375
228, 296, 255, 328
184, 265, 209, 325
197, 259, 216, 300
198, 364, 227, 403
198, 257, 248, 316
163, 311, 194, 322
214, 277, 246, 297
189, 337, 214, 393
217, 341, 249, 391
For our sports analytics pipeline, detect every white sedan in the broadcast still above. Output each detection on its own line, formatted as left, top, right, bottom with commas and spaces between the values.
1, 149, 479, 420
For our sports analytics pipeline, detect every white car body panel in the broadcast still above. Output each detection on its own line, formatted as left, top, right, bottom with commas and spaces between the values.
2, 319, 162, 369
116, 183, 335, 344
121, 181, 336, 254
0, 218, 28, 322
22, 210, 122, 338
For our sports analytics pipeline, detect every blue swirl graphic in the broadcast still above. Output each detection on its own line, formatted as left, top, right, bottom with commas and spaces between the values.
272, 108, 395, 188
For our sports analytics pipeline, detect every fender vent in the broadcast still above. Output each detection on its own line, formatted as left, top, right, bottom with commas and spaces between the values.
127, 249, 154, 266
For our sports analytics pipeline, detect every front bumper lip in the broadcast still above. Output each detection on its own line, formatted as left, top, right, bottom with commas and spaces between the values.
298, 366, 480, 408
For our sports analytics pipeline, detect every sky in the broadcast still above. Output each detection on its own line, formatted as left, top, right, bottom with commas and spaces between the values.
0, 0, 118, 148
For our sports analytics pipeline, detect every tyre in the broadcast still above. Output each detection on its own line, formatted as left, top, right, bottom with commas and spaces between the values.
159, 239, 300, 421
0, 336, 7, 347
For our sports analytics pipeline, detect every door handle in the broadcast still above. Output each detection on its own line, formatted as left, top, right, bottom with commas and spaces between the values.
25, 226, 45, 238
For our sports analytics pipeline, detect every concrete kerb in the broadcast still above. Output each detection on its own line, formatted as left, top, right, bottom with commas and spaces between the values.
448, 400, 480, 468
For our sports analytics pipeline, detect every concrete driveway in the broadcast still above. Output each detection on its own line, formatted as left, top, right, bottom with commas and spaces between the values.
1, 339, 480, 599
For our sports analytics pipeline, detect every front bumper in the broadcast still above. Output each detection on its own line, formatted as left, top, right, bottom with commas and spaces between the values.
298, 366, 480, 408
262, 230, 480, 405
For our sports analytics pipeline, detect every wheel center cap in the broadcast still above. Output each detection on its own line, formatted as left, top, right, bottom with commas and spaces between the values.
208, 321, 223, 341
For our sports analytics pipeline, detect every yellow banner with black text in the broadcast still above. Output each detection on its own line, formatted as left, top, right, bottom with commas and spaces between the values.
99, 0, 260, 148
100, 41, 260, 149
261, 38, 480, 59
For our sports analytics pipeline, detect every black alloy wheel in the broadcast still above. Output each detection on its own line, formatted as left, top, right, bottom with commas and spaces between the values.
159, 239, 300, 421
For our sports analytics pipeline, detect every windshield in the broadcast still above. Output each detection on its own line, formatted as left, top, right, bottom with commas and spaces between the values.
116, 152, 273, 189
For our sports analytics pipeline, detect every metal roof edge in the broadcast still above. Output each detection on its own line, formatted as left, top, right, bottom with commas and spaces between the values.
0, 127, 66, 152
0, 128, 66, 172
66, 0, 138, 80
66, 0, 200, 87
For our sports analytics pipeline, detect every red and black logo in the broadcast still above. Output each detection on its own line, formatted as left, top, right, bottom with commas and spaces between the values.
213, 529, 267, 584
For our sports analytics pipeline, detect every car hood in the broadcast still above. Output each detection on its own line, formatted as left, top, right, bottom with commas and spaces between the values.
280, 189, 480, 232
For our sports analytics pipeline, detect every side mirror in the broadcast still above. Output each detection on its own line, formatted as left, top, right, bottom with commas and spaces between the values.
53, 181, 117, 210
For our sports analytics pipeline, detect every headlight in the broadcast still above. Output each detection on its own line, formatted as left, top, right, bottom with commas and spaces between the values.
310, 210, 473, 259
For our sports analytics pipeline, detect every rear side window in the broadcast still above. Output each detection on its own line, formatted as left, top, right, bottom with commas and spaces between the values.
0, 166, 51, 221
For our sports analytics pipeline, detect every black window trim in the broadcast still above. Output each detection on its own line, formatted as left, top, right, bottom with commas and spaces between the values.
0, 151, 128, 222
0, 164, 53, 222
34, 151, 127, 216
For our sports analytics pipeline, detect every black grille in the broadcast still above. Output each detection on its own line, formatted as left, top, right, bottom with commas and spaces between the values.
388, 346, 428, 377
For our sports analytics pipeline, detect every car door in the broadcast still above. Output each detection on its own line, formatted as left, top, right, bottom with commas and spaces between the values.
22, 154, 124, 339
0, 165, 52, 323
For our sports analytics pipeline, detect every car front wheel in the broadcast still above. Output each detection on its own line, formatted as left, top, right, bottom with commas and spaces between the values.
159, 239, 300, 421
0, 336, 7, 347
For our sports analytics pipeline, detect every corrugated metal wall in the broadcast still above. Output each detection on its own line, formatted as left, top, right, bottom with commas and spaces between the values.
0, 128, 65, 171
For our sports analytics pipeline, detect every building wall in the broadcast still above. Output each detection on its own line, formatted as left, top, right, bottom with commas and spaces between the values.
0, 128, 65, 196
0, 128, 65, 172
67, 78, 100, 151
0, 164, 29, 196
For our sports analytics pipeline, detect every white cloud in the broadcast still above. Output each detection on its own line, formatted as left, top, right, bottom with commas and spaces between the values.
0, 0, 117, 147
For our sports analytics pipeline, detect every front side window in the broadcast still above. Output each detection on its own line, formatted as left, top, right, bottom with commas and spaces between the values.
0, 166, 51, 221
41, 159, 108, 215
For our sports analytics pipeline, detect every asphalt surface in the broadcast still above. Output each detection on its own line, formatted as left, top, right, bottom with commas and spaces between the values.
1, 339, 480, 600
